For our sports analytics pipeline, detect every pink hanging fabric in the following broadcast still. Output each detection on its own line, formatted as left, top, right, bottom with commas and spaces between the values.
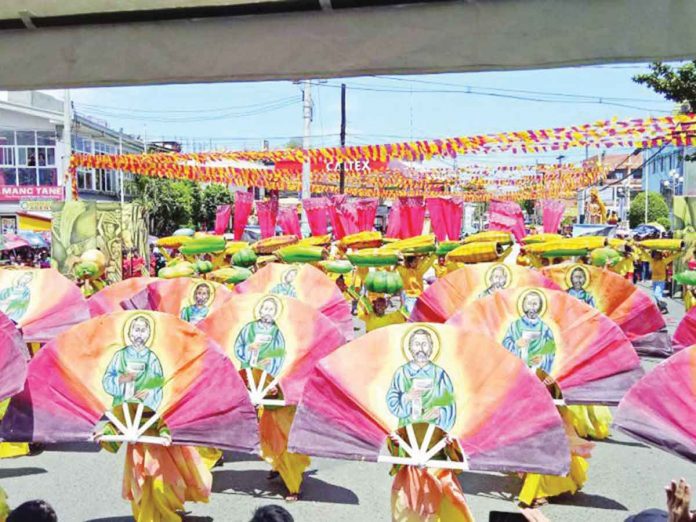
302, 197, 329, 236
337, 200, 359, 237
542, 200, 566, 233
426, 198, 448, 242
488, 200, 526, 242
277, 206, 302, 238
444, 198, 464, 240
233, 191, 254, 240
385, 200, 401, 238
256, 199, 278, 239
356, 198, 378, 232
328, 195, 348, 240
398, 196, 426, 238
214, 204, 231, 235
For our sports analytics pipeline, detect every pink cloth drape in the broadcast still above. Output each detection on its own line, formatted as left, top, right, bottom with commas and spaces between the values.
337, 201, 359, 237
233, 191, 254, 240
385, 199, 401, 238
542, 199, 565, 233
302, 197, 329, 236
256, 199, 278, 239
356, 198, 378, 232
277, 207, 302, 238
214, 204, 231, 235
444, 197, 463, 240
426, 198, 448, 242
488, 200, 526, 242
328, 195, 347, 240
398, 196, 426, 238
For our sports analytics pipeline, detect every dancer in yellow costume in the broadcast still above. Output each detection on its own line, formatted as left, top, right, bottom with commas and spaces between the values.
518, 370, 594, 508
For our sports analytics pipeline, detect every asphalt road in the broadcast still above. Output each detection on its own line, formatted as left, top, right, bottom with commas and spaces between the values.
1, 286, 694, 522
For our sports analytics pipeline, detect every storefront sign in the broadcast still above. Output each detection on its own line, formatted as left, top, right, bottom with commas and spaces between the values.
19, 200, 55, 212
0, 186, 63, 201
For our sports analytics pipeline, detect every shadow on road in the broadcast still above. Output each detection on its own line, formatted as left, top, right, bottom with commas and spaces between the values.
552, 491, 628, 511
0, 467, 47, 479
459, 471, 521, 501
212, 468, 359, 505
599, 437, 650, 449
86, 517, 212, 522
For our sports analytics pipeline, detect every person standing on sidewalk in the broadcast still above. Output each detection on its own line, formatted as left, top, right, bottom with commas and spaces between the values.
636, 247, 682, 314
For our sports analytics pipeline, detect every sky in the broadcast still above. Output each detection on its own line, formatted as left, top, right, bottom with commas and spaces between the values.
51, 62, 676, 165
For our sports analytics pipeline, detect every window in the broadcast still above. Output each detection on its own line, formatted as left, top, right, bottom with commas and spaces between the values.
39, 168, 57, 186
0, 131, 57, 186
18, 168, 37, 186
0, 168, 16, 186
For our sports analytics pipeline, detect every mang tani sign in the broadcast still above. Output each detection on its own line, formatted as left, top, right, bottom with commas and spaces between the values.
0, 186, 64, 201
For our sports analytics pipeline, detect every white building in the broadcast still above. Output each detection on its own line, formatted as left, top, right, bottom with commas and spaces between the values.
0, 91, 147, 233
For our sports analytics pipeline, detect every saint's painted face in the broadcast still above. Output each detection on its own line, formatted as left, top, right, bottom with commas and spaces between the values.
408, 330, 434, 365
490, 267, 508, 289
194, 284, 211, 306
570, 268, 586, 290
523, 293, 543, 320
129, 318, 151, 348
284, 269, 298, 285
259, 299, 279, 323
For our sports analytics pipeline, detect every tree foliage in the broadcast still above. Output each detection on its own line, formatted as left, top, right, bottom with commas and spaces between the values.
200, 184, 233, 229
129, 176, 233, 235
628, 191, 670, 228
633, 61, 696, 112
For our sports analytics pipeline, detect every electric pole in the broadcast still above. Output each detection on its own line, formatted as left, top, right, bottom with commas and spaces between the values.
62, 89, 73, 202
339, 83, 346, 194
301, 80, 312, 200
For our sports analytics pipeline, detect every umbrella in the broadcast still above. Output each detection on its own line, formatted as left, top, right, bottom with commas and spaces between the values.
447, 288, 642, 405
615, 346, 696, 463
128, 278, 232, 325
0, 234, 30, 251
1, 311, 259, 452
87, 277, 156, 317
16, 231, 48, 249
542, 264, 669, 356
0, 311, 30, 402
288, 323, 570, 475
411, 262, 560, 323
234, 263, 353, 341
0, 268, 89, 343
197, 292, 346, 407
672, 307, 696, 352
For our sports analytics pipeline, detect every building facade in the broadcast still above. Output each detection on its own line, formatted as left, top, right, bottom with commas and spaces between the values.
0, 91, 147, 233
642, 145, 695, 197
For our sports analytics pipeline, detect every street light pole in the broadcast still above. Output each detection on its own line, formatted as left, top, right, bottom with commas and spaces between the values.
62, 89, 73, 202
300, 80, 313, 234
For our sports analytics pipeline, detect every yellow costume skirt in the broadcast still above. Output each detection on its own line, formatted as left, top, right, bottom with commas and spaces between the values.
519, 407, 594, 506
123, 443, 211, 522
259, 406, 310, 495
391, 466, 474, 522
196, 447, 223, 470
567, 405, 612, 440
0, 399, 29, 459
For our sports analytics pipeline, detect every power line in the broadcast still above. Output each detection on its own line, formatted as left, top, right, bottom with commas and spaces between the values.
73, 95, 300, 114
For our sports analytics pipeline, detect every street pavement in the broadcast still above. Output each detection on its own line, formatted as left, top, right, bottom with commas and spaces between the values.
1, 285, 694, 522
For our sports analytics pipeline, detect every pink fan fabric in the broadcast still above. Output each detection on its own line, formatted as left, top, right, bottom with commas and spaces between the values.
444, 197, 464, 240
398, 196, 426, 238
489, 200, 526, 242
673, 308, 696, 352
385, 200, 401, 238
356, 198, 378, 232
426, 198, 448, 242
233, 190, 254, 240
214, 204, 232, 235
0, 311, 29, 402
278, 207, 302, 238
328, 195, 348, 240
542, 200, 565, 234
302, 197, 329, 236
615, 346, 696, 463
257, 199, 279, 239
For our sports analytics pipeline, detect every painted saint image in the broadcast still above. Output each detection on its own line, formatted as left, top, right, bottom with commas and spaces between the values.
270, 268, 298, 298
566, 265, 596, 308
502, 290, 557, 373
102, 315, 164, 411
180, 281, 215, 325
0, 271, 33, 323
234, 295, 287, 377
477, 264, 511, 299
387, 327, 456, 431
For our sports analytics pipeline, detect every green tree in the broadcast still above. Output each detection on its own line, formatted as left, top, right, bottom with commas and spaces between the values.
633, 61, 696, 112
128, 176, 194, 236
628, 192, 670, 228
200, 184, 233, 230
190, 182, 203, 227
